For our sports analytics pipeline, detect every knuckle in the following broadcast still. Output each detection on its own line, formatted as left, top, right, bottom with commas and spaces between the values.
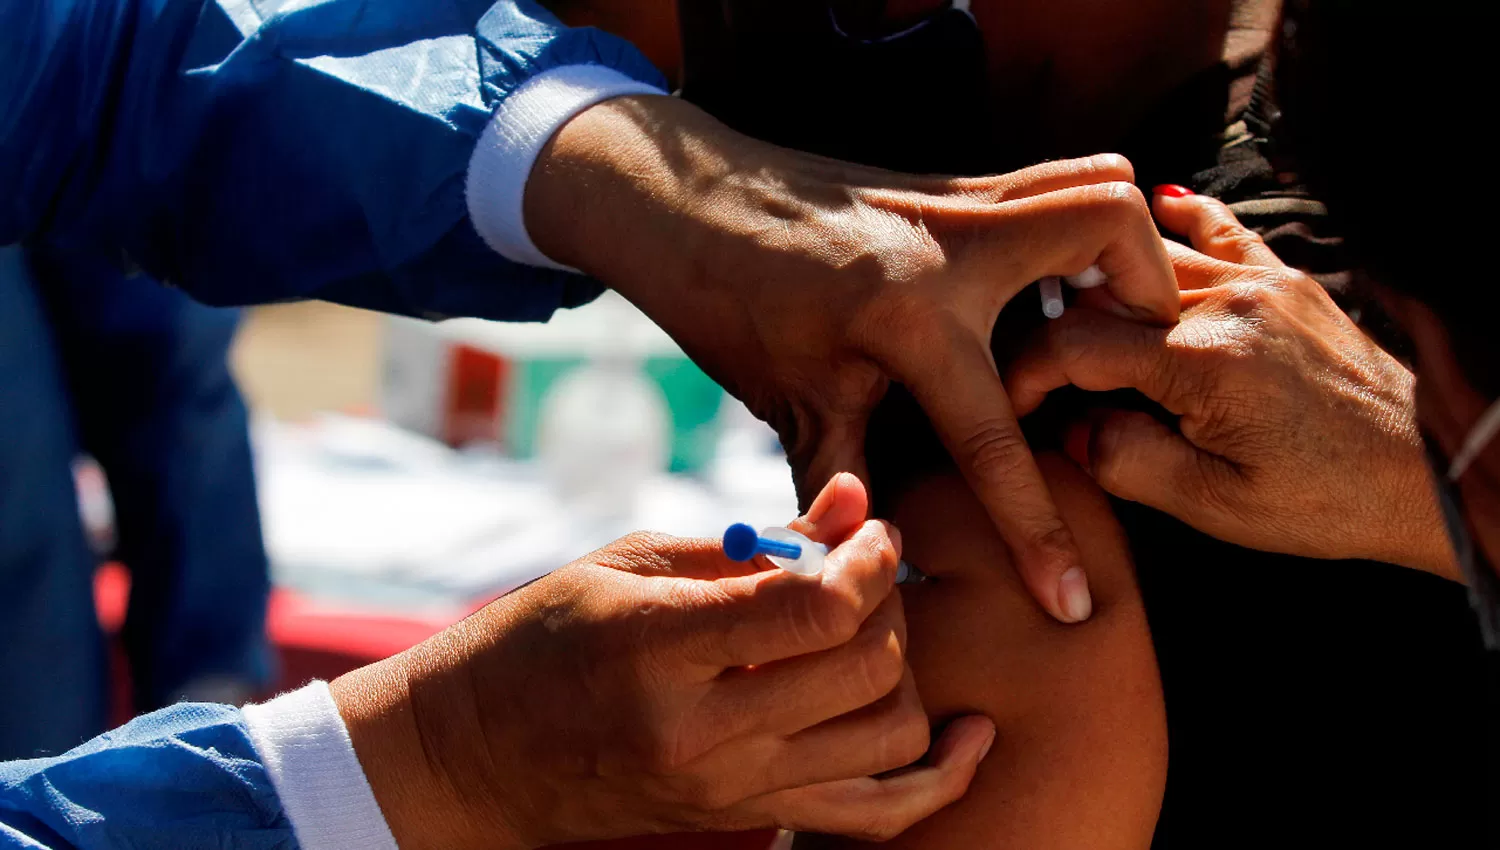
851, 632, 907, 701
674, 772, 741, 813
1281, 266, 1322, 293
616, 529, 666, 553
1095, 180, 1150, 216
851, 520, 902, 579
662, 575, 725, 614
886, 713, 932, 768
639, 727, 690, 775
800, 588, 864, 648
1023, 519, 1076, 565
957, 419, 1033, 482
1203, 214, 1246, 243
1086, 152, 1135, 181
1228, 231, 1268, 258
942, 174, 1011, 204
1220, 279, 1277, 319
853, 812, 907, 842
606, 530, 679, 574
1204, 216, 1264, 253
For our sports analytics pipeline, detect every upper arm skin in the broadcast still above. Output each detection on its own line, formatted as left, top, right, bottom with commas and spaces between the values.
803, 452, 1167, 849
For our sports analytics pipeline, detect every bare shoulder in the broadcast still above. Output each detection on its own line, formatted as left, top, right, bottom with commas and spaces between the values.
805, 452, 1167, 850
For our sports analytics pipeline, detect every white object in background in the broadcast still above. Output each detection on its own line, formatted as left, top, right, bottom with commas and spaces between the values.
380, 317, 450, 442
535, 358, 671, 519
254, 414, 556, 604
73, 456, 115, 555
708, 397, 799, 531
381, 291, 696, 453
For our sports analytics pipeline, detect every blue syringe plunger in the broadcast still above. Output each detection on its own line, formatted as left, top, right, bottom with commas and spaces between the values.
722, 523, 826, 576
723, 522, 805, 562
722, 523, 928, 583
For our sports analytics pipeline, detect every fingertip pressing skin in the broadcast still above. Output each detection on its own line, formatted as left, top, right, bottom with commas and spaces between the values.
796, 472, 871, 545
1058, 566, 1093, 622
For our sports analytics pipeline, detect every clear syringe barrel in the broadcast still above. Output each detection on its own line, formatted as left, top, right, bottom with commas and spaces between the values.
757, 527, 827, 576
722, 523, 827, 577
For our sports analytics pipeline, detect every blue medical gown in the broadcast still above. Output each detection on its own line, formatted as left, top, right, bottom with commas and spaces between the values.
0, 704, 294, 849
0, 0, 663, 843
1, 0, 665, 322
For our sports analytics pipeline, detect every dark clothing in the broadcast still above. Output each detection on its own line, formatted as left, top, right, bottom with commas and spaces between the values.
679, 3, 1492, 845
0, 243, 271, 760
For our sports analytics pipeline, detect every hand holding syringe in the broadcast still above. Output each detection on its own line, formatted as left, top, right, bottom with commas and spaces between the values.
723, 522, 928, 584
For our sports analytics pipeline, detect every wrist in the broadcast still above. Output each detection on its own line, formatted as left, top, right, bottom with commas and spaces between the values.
1365, 409, 1462, 581
1379, 471, 1462, 580
332, 653, 531, 850
523, 95, 751, 307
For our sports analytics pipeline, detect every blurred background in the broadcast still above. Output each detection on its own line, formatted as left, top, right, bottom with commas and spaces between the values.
85, 296, 797, 723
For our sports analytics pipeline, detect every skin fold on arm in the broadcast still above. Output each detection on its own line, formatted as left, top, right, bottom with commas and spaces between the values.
798, 453, 1167, 850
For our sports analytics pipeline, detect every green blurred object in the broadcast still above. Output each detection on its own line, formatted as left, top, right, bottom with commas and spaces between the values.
507, 357, 724, 473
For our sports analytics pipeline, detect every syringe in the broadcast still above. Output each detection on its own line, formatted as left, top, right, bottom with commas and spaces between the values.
722, 523, 929, 584
1038, 264, 1109, 320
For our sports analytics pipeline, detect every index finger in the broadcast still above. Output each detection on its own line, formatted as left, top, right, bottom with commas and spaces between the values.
911, 153, 1136, 204
675, 519, 902, 668
881, 327, 1093, 624
954, 182, 1181, 326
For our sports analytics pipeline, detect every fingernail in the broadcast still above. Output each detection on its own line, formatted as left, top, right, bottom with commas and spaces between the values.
1153, 184, 1194, 198
804, 473, 844, 525
1058, 567, 1093, 622
978, 726, 997, 762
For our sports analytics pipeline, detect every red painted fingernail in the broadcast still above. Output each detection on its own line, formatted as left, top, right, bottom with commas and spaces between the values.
1153, 184, 1194, 198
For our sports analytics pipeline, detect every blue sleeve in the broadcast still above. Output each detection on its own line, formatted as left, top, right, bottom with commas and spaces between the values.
0, 704, 295, 850
0, 0, 667, 322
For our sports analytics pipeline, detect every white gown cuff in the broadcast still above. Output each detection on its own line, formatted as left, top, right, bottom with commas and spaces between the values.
466, 64, 668, 272
242, 681, 399, 850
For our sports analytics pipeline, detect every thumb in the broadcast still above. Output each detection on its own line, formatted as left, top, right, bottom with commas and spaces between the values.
789, 471, 871, 548
1069, 410, 1232, 520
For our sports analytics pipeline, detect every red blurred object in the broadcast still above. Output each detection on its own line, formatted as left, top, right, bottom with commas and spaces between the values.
94, 563, 776, 850
443, 343, 509, 447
